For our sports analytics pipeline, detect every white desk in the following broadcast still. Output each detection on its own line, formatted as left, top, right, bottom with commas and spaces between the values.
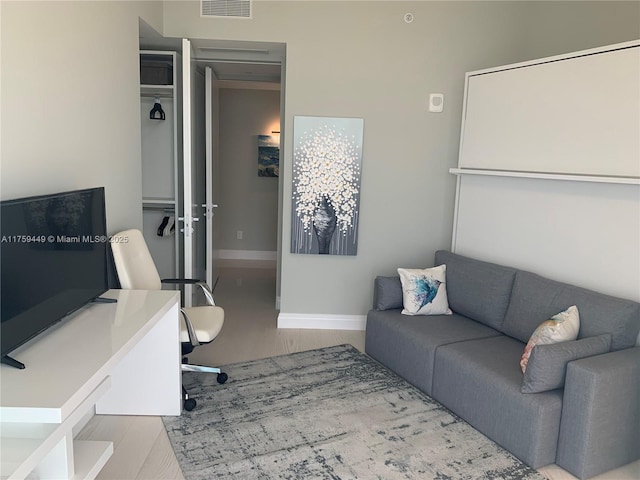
0, 289, 181, 480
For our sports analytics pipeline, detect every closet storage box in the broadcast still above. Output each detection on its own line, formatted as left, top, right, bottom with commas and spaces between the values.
140, 55, 173, 85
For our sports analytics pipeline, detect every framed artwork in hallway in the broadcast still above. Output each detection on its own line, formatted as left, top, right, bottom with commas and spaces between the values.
258, 134, 279, 177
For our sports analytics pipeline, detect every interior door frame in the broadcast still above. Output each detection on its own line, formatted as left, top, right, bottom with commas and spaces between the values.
204, 66, 217, 289
183, 41, 285, 306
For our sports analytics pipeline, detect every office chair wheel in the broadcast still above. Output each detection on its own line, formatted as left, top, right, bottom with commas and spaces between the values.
184, 398, 197, 411
217, 372, 228, 384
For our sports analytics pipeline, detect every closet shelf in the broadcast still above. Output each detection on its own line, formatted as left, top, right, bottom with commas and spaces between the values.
141, 84, 174, 98
449, 168, 640, 185
143, 198, 176, 209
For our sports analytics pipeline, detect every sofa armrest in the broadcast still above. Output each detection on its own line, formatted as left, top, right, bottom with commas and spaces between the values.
372, 276, 403, 310
556, 347, 640, 479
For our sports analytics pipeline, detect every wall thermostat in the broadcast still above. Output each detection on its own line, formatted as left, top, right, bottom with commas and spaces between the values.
429, 93, 444, 113
404, 13, 414, 24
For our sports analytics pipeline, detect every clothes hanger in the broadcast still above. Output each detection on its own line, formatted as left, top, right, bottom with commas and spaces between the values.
150, 97, 166, 120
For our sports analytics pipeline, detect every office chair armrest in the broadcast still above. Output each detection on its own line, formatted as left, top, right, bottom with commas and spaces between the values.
180, 308, 200, 347
161, 278, 217, 306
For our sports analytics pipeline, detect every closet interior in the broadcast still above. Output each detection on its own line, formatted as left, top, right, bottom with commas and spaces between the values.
140, 51, 180, 279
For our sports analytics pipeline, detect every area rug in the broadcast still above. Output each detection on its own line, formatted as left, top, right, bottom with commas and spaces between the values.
163, 344, 544, 480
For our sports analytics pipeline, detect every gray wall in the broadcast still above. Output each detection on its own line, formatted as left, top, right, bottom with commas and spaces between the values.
1, 1, 164, 234
216, 88, 280, 254
521, 1, 640, 59
2, 1, 637, 318
164, 1, 639, 317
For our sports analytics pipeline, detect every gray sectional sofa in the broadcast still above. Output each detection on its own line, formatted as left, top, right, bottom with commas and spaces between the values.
365, 250, 640, 479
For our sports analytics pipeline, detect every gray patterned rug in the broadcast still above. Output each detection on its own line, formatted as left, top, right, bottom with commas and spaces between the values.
163, 344, 543, 480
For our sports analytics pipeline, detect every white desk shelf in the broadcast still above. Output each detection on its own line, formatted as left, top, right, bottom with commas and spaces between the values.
0, 290, 181, 480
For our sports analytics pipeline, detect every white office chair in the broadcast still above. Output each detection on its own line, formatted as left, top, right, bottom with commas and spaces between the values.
110, 228, 226, 411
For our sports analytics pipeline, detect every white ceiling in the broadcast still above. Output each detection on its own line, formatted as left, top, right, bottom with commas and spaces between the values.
139, 20, 284, 84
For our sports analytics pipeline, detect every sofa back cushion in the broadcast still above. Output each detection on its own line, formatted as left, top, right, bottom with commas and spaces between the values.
434, 250, 517, 330
502, 271, 640, 350
373, 276, 403, 310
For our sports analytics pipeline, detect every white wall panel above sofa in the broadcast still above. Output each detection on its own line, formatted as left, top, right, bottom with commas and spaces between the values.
453, 174, 640, 303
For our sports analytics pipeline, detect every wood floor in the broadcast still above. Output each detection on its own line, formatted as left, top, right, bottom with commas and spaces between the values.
78, 264, 639, 480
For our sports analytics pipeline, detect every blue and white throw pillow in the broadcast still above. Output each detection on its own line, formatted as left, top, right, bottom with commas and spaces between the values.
398, 265, 452, 316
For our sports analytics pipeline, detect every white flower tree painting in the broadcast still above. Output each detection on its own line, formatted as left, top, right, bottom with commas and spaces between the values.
291, 116, 364, 255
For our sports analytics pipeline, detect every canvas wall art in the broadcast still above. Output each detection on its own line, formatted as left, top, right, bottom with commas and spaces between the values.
291, 116, 364, 255
258, 135, 279, 177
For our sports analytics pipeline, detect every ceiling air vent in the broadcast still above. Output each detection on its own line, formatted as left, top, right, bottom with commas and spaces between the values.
201, 0, 251, 19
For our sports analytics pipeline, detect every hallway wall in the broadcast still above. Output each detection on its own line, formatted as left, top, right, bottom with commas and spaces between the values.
216, 87, 280, 259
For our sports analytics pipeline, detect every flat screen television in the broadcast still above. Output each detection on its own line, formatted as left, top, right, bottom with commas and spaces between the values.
1, 187, 109, 369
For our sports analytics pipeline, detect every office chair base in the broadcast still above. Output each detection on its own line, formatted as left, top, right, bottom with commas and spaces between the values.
181, 360, 228, 410
183, 386, 196, 411
184, 398, 196, 411
182, 364, 220, 374
182, 363, 228, 384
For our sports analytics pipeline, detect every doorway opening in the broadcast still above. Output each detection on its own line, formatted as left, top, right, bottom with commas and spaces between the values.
139, 20, 285, 309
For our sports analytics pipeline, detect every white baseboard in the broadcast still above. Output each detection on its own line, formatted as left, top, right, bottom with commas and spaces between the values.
277, 313, 366, 331
214, 249, 277, 261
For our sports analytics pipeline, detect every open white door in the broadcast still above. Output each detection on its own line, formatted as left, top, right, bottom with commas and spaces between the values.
181, 38, 196, 306
182, 39, 209, 307
204, 66, 218, 289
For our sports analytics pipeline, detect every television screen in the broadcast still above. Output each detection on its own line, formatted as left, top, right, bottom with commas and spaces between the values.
1, 187, 108, 368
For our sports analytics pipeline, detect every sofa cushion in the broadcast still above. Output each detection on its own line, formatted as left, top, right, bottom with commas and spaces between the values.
373, 276, 403, 310
398, 265, 452, 316
365, 309, 501, 395
434, 250, 516, 331
520, 305, 580, 373
521, 334, 612, 394
502, 271, 640, 350
432, 335, 564, 468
